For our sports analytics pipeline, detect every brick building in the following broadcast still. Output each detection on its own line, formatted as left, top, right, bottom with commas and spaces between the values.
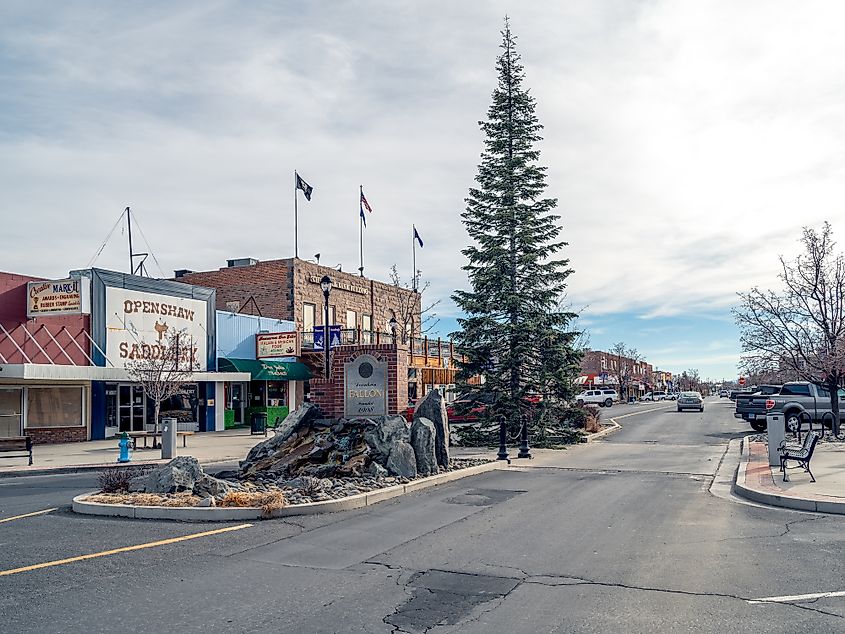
175, 257, 420, 339
579, 349, 655, 399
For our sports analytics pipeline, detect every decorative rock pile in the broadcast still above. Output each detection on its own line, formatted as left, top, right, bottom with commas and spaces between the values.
239, 389, 450, 480
113, 390, 477, 507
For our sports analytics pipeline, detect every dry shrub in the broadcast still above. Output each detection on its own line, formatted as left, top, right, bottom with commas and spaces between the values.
220, 490, 287, 517
584, 415, 601, 434
84, 492, 200, 507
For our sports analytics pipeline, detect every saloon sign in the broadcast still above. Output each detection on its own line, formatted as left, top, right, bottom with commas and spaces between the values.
256, 332, 299, 359
27, 278, 90, 317
105, 287, 208, 370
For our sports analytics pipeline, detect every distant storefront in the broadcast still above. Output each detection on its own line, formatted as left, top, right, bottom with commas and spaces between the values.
215, 311, 311, 428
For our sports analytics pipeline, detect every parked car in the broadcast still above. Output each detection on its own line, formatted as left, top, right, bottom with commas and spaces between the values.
665, 392, 678, 401
641, 391, 668, 402
734, 385, 782, 431
575, 389, 617, 407
764, 382, 844, 432
677, 391, 704, 412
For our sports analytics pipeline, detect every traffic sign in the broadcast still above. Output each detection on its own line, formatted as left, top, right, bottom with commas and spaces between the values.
738, 377, 746, 386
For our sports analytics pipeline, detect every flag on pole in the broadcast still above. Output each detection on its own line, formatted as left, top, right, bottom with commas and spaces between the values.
296, 173, 313, 201
360, 189, 372, 226
413, 225, 424, 248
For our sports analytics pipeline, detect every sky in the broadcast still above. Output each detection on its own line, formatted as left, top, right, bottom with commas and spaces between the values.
2, 1, 845, 381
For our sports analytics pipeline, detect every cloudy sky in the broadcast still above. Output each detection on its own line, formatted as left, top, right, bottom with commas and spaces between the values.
2, 1, 844, 381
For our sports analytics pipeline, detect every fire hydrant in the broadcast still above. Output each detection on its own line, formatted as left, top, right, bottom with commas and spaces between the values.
117, 431, 132, 463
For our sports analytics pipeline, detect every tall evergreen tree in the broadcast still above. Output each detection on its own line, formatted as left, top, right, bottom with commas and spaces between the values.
453, 18, 580, 429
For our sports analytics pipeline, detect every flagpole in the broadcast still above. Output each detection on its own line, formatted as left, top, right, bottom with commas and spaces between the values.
294, 171, 299, 259
359, 185, 364, 277
412, 225, 417, 292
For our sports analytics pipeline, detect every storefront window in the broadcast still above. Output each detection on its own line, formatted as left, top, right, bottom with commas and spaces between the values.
267, 381, 287, 407
26, 386, 84, 428
158, 383, 199, 423
0, 388, 22, 436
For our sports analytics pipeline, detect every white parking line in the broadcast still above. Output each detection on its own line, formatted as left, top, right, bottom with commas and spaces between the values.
609, 406, 673, 422
747, 590, 845, 604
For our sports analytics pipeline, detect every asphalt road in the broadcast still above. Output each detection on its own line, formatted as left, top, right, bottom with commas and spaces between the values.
1, 397, 844, 633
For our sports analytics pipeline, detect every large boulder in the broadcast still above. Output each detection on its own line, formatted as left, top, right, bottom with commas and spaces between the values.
363, 415, 410, 462
410, 417, 437, 476
128, 456, 203, 493
414, 390, 450, 469
386, 441, 417, 478
193, 474, 235, 499
241, 403, 322, 472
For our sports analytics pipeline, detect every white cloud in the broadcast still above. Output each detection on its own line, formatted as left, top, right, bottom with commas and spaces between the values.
1, 0, 844, 347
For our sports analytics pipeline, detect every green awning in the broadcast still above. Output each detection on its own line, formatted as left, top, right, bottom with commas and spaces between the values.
218, 358, 312, 381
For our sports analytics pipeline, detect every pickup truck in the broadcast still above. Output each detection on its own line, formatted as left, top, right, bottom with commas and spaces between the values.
734, 385, 782, 431
764, 381, 845, 432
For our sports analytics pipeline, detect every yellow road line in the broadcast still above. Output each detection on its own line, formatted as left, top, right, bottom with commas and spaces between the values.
0, 508, 58, 524
0, 523, 253, 577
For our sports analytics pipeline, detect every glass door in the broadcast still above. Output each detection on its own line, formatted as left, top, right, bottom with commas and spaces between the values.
0, 388, 22, 437
118, 385, 147, 432
231, 383, 245, 424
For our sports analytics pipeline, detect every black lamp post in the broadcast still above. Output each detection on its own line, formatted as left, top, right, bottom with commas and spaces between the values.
388, 315, 398, 344
517, 414, 532, 459
320, 275, 332, 379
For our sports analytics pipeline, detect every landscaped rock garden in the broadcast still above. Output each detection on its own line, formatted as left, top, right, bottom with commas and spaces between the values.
81, 391, 492, 515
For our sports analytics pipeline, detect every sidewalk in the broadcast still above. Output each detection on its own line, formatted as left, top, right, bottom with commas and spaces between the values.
734, 437, 845, 514
0, 429, 273, 477
0, 431, 511, 478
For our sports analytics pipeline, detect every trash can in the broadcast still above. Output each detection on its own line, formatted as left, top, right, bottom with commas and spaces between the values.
250, 412, 268, 436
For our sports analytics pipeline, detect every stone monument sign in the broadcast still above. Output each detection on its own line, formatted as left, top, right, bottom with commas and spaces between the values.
344, 354, 388, 418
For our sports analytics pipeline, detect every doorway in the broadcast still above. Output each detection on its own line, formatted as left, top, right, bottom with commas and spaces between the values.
0, 388, 22, 437
230, 382, 246, 424
117, 385, 147, 432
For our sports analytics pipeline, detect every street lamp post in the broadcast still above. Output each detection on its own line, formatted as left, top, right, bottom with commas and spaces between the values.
320, 275, 332, 380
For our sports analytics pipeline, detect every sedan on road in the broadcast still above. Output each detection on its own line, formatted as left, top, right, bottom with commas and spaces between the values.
677, 391, 704, 412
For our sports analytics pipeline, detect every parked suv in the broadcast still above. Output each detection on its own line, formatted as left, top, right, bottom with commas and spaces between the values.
641, 391, 668, 401
575, 389, 617, 407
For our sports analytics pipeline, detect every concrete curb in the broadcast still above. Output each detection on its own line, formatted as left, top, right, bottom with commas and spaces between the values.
72, 460, 506, 521
586, 420, 622, 442
732, 435, 845, 515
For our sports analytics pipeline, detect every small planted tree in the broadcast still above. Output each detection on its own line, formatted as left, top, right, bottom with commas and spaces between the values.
125, 329, 199, 433
387, 264, 440, 344
734, 222, 845, 436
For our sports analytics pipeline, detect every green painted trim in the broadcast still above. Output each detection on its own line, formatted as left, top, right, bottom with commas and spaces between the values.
246, 405, 289, 427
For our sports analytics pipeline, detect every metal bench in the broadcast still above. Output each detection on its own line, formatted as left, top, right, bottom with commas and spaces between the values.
127, 431, 195, 450
778, 430, 820, 482
0, 436, 33, 465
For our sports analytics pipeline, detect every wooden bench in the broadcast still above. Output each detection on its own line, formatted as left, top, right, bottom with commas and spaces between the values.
0, 436, 33, 465
127, 431, 195, 450
778, 430, 820, 482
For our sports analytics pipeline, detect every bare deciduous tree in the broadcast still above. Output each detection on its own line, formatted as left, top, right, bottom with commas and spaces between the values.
677, 368, 702, 392
388, 264, 440, 345
609, 342, 641, 401
125, 329, 200, 433
734, 222, 845, 436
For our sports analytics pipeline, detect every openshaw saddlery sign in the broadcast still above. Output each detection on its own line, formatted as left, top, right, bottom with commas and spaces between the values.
256, 332, 300, 359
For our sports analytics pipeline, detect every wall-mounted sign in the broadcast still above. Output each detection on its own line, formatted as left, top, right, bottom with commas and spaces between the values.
256, 331, 299, 358
27, 278, 90, 317
307, 274, 368, 295
344, 354, 388, 418
105, 287, 208, 370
